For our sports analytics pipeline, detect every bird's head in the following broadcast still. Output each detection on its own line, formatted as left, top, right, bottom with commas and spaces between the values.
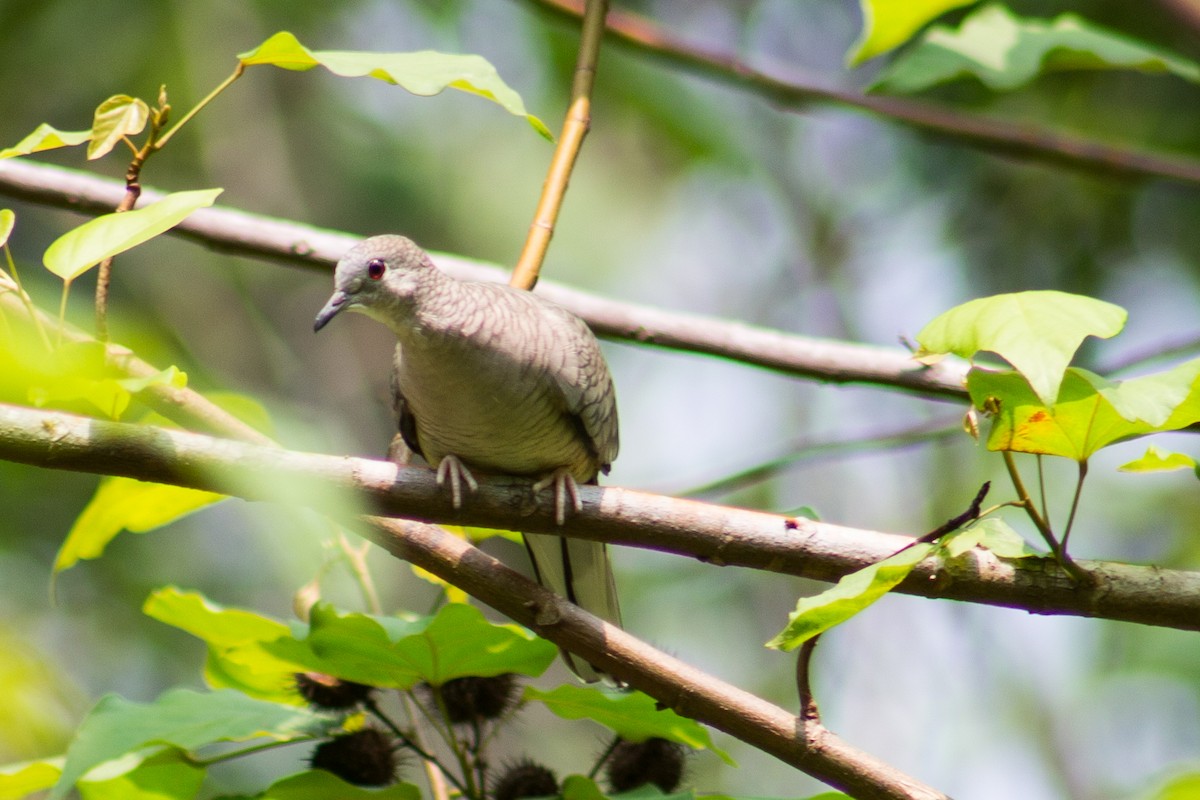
314, 235, 435, 332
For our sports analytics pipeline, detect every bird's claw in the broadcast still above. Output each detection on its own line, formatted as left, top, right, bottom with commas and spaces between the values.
436, 454, 478, 509
533, 467, 582, 525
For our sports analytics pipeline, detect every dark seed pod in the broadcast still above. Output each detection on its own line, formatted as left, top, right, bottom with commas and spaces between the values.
433, 674, 519, 724
606, 737, 686, 793
295, 672, 375, 710
493, 758, 559, 800
310, 728, 399, 786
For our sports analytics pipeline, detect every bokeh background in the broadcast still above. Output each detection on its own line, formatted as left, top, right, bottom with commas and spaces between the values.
3, 1, 1200, 798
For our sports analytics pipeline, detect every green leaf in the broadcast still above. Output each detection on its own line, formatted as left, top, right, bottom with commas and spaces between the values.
874, 3, 1200, 93
849, 0, 977, 65
43, 188, 222, 282
55, 477, 225, 572
0, 123, 91, 160
144, 588, 304, 704
87, 95, 149, 160
50, 689, 329, 799
0, 209, 13, 247
289, 602, 557, 688
77, 748, 204, 800
562, 775, 609, 800
25, 341, 131, 419
968, 367, 1200, 461
238, 32, 551, 139
524, 685, 735, 766
766, 544, 934, 651
0, 759, 62, 800
942, 518, 1038, 559
916, 290, 1126, 406
1149, 772, 1200, 800
1118, 445, 1198, 474
260, 770, 420, 800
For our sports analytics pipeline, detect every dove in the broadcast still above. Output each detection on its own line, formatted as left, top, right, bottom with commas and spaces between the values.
315, 235, 621, 680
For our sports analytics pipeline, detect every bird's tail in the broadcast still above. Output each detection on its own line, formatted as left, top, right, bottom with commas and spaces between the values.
523, 532, 621, 683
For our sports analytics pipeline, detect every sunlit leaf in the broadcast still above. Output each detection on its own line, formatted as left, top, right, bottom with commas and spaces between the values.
1150, 772, 1200, 800
76, 748, 203, 800
50, 690, 329, 799
525, 685, 735, 766
917, 290, 1126, 406
0, 759, 62, 800
43, 188, 222, 282
55, 477, 224, 572
968, 367, 1200, 461
114, 365, 187, 394
25, 341, 130, 419
87, 95, 149, 160
282, 602, 557, 688
0, 209, 14, 247
259, 770, 420, 799
849, 0, 977, 65
144, 588, 304, 704
1118, 446, 1198, 474
238, 32, 551, 139
766, 544, 934, 651
942, 517, 1038, 559
0, 123, 91, 160
874, 3, 1200, 93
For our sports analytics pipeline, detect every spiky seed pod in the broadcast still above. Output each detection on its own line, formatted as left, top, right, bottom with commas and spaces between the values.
310, 728, 399, 786
606, 737, 686, 793
295, 672, 375, 710
493, 759, 559, 800
432, 674, 519, 724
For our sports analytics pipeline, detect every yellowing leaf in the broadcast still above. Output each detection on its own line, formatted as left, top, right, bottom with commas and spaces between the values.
238, 32, 551, 139
55, 477, 224, 572
87, 95, 149, 160
0, 209, 14, 247
0, 124, 91, 160
43, 188, 222, 283
850, 0, 977, 65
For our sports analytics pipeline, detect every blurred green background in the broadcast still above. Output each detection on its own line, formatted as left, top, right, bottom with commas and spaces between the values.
4, 1, 1200, 798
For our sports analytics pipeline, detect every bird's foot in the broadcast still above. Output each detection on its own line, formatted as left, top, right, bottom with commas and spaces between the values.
435, 454, 478, 509
532, 467, 582, 525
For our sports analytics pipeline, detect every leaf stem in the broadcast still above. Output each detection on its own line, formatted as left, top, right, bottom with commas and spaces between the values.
155, 64, 244, 150
192, 734, 316, 767
588, 735, 622, 780
1060, 460, 1088, 552
1002, 451, 1087, 582
365, 696, 471, 797
510, 0, 609, 290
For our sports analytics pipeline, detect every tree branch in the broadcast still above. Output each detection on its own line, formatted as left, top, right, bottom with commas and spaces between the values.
525, 0, 1200, 187
3, 402, 1199, 634
0, 402, 948, 799
0, 158, 970, 400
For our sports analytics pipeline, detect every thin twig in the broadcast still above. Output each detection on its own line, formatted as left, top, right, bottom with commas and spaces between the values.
1002, 451, 1087, 582
796, 635, 822, 723
1059, 460, 1088, 553
511, 0, 609, 290
524, 0, 1200, 187
365, 697, 471, 797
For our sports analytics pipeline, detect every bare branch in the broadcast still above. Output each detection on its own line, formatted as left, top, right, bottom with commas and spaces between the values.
0, 159, 970, 400
526, 0, 1200, 187
3, 402, 1199, 633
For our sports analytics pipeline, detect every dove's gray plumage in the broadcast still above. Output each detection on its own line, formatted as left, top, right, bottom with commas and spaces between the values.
315, 235, 620, 681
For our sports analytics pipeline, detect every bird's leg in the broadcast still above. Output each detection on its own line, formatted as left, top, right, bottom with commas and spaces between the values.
532, 467, 582, 525
435, 454, 478, 509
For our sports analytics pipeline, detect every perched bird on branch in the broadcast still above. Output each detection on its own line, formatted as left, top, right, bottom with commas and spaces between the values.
314, 234, 621, 681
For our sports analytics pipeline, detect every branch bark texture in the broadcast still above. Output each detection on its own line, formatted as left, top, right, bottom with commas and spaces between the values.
3, 402, 1198, 634
0, 159, 970, 400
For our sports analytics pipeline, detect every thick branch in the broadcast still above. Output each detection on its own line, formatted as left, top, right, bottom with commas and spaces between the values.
527, 0, 1200, 187
3, 402, 1199, 633
0, 159, 970, 399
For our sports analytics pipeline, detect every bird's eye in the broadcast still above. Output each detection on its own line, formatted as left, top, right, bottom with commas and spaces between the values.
367, 259, 387, 280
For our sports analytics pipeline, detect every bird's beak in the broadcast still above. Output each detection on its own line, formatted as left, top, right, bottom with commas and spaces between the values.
313, 290, 349, 332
